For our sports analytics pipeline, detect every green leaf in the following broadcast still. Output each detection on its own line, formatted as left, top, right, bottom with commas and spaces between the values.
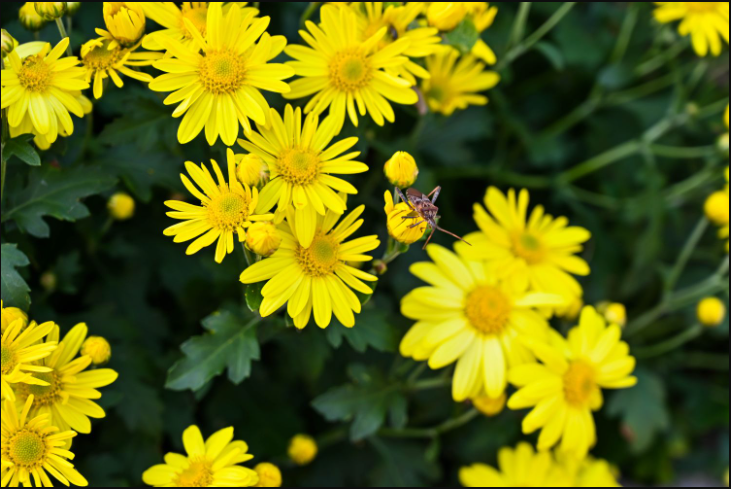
98, 93, 178, 151
0, 244, 31, 311
166, 309, 261, 392
245, 283, 265, 312
535, 41, 565, 72
2, 166, 117, 238
99, 146, 181, 203
3, 135, 41, 166
444, 19, 479, 55
326, 308, 398, 353
370, 439, 441, 487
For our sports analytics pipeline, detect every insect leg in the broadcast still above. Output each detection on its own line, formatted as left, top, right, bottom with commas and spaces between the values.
423, 226, 437, 250
396, 187, 416, 211
428, 186, 442, 204
401, 216, 419, 220
409, 220, 426, 228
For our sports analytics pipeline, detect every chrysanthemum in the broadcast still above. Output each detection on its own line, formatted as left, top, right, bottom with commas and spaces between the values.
1, 320, 57, 402
240, 202, 380, 329
13, 323, 118, 436
148, 2, 294, 145
399, 245, 564, 401
384, 190, 427, 245
426, 2, 499, 65
142, 425, 259, 487
458, 187, 591, 307
1, 395, 87, 487
653, 2, 729, 57
565, 457, 621, 487
238, 105, 368, 247
81, 38, 161, 99
99, 2, 147, 48
421, 49, 500, 116
164, 148, 274, 264
1, 38, 89, 149
508, 306, 638, 458
284, 4, 419, 129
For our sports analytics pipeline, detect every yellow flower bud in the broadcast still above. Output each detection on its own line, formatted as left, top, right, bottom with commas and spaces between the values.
246, 222, 281, 257
1, 29, 18, 57
384, 151, 419, 189
473, 393, 506, 417
34, 2, 68, 21
427, 2, 467, 31
40, 272, 57, 292
81, 336, 112, 365
704, 190, 729, 226
1, 301, 29, 335
254, 463, 282, 487
597, 302, 627, 327
384, 190, 427, 245
103, 2, 146, 47
20, 2, 47, 31
288, 435, 318, 466
108, 192, 135, 221
237, 153, 269, 188
697, 297, 726, 327
66, 1, 81, 14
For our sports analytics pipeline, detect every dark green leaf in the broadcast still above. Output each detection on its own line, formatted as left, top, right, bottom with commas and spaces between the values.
99, 146, 181, 203
444, 19, 479, 55
3, 135, 41, 166
535, 41, 566, 71
245, 282, 265, 312
326, 308, 398, 353
0, 244, 31, 311
370, 439, 441, 487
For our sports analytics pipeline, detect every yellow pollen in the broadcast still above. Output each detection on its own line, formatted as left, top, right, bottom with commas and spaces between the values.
1, 344, 17, 374
84, 41, 125, 71
329, 49, 372, 93
6, 430, 46, 467
464, 286, 511, 335
684, 2, 717, 12
199, 49, 247, 95
175, 460, 214, 487
296, 234, 340, 277
563, 360, 596, 407
512, 232, 546, 265
207, 191, 251, 231
276, 148, 321, 186
182, 3, 209, 38
16, 372, 63, 407
18, 55, 53, 92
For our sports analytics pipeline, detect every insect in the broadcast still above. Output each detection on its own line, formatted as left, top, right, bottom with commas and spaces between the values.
396, 186, 472, 250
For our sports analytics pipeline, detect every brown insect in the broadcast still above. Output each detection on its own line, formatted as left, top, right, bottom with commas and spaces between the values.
396, 186, 472, 250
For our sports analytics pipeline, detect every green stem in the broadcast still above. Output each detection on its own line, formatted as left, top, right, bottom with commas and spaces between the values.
635, 39, 688, 77
649, 144, 719, 159
557, 140, 641, 184
507, 3, 532, 50
610, 3, 639, 64
241, 243, 253, 267
379, 408, 479, 439
300, 2, 321, 28
665, 218, 709, 294
409, 377, 452, 392
634, 324, 704, 359
55, 18, 73, 56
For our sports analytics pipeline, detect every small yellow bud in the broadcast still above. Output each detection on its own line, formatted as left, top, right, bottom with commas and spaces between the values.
20, 2, 47, 31
236, 153, 269, 188
108, 192, 135, 221
473, 393, 506, 417
704, 190, 729, 226
1, 29, 18, 57
384, 151, 419, 189
384, 190, 427, 245
81, 336, 112, 365
697, 297, 726, 327
288, 435, 318, 466
246, 222, 281, 257
40, 271, 57, 292
597, 302, 627, 327
254, 463, 282, 487
1, 302, 29, 334
34, 2, 68, 20
427, 2, 467, 31
103, 2, 146, 47
66, 2, 81, 14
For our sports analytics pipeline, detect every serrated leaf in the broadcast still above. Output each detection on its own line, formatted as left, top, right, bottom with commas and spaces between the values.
245, 283, 265, 312
0, 244, 31, 311
166, 309, 261, 392
2, 166, 117, 238
326, 308, 397, 353
3, 135, 41, 166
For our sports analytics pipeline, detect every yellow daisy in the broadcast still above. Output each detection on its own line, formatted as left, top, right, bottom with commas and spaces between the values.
458, 187, 591, 307
721, 166, 729, 251
283, 4, 419, 129
1, 302, 28, 336
142, 425, 259, 487
238, 105, 368, 247
399, 245, 564, 401
1, 38, 89, 150
148, 2, 294, 145
1, 395, 87, 487
653, 2, 729, 57
240, 201, 380, 329
508, 306, 638, 459
422, 49, 500, 116
565, 457, 621, 487
99, 2, 147, 49
13, 323, 118, 436
426, 2, 499, 65
384, 190, 427, 245
1, 320, 57, 402
164, 148, 274, 264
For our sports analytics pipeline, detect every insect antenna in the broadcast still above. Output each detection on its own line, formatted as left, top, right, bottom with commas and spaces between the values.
436, 226, 472, 246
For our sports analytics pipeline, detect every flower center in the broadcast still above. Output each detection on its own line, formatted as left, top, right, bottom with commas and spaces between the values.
329, 49, 372, 93
15, 372, 63, 407
276, 148, 320, 186
296, 234, 340, 277
83, 40, 125, 71
563, 360, 596, 407
207, 191, 251, 231
199, 49, 247, 95
512, 232, 545, 265
464, 286, 511, 335
1, 344, 17, 375
181, 3, 209, 38
685, 2, 717, 12
175, 460, 214, 487
6, 430, 46, 468
18, 55, 53, 92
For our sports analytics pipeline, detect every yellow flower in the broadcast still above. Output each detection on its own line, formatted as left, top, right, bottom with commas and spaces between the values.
1, 38, 90, 150
722, 105, 729, 151
288, 434, 318, 466
240, 202, 380, 329
705, 190, 729, 225
81, 37, 160, 99
237, 153, 269, 188
697, 297, 726, 327
427, 2, 499, 65
149, 3, 294, 146
1, 29, 17, 58
34, 2, 67, 21
246, 222, 282, 257
239, 105, 368, 247
384, 151, 419, 188
1, 320, 57, 402
653, 2, 729, 57
459, 188, 592, 307
472, 393, 506, 417
556, 296, 584, 322
81, 336, 112, 365
427, 2, 467, 32
1, 302, 28, 335
108, 191, 136, 220
1, 395, 88, 487
142, 425, 259, 487
19, 2, 47, 31
384, 190, 427, 245
566, 457, 621, 487
14, 323, 118, 435
597, 302, 627, 328
422, 50, 500, 116
66, 1, 81, 14
508, 306, 637, 458
100, 2, 146, 49
254, 462, 282, 487
164, 148, 274, 264
284, 4, 419, 130
400, 245, 564, 401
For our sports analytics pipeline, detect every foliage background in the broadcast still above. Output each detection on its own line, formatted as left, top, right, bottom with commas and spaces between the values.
1, 2, 728, 487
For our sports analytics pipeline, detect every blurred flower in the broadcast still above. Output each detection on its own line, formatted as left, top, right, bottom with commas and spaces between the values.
721, 105, 729, 151
1, 395, 87, 487
254, 463, 282, 487
66, 1, 81, 14
19, 2, 47, 31
563, 456, 622, 487
508, 307, 637, 458
697, 297, 726, 327
246, 222, 282, 257
81, 335, 112, 365
653, 2, 729, 57
283, 4, 418, 130
81, 37, 160, 99
149, 3, 293, 146
241, 201, 380, 329
143, 425, 259, 487
1, 301, 29, 335
427, 2, 467, 32
107, 192, 136, 220
34, 2, 67, 21
597, 302, 627, 328
102, 2, 146, 48
555, 296, 584, 322
400, 245, 564, 401
288, 434, 318, 466
473, 393, 506, 417
384, 190, 427, 245
427, 2, 499, 65
40, 271, 58, 292
237, 153, 270, 188
1, 319, 57, 401
705, 190, 729, 226
1, 29, 18, 57
384, 151, 419, 188
164, 149, 273, 264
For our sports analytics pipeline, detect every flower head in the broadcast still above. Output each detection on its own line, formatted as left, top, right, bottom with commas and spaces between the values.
100, 2, 146, 48
697, 297, 726, 327
34, 2, 67, 21
597, 302, 627, 328
81, 336, 112, 365
384, 190, 427, 245
654, 2, 729, 57
237, 153, 269, 188
81, 37, 160, 99
143, 425, 259, 487
246, 222, 282, 257
108, 191, 136, 220
1, 29, 18, 58
1, 320, 57, 402
254, 462, 282, 487
384, 151, 419, 188
1, 302, 28, 335
288, 434, 318, 466
427, 2, 499, 64
20, 2, 47, 31
164, 148, 274, 264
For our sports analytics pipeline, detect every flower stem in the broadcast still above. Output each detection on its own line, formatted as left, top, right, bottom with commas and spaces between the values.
301, 2, 321, 28
664, 218, 709, 294
379, 408, 479, 439
55, 18, 73, 56
634, 324, 704, 360
1, 58, 8, 206
507, 2, 532, 50
610, 3, 639, 64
